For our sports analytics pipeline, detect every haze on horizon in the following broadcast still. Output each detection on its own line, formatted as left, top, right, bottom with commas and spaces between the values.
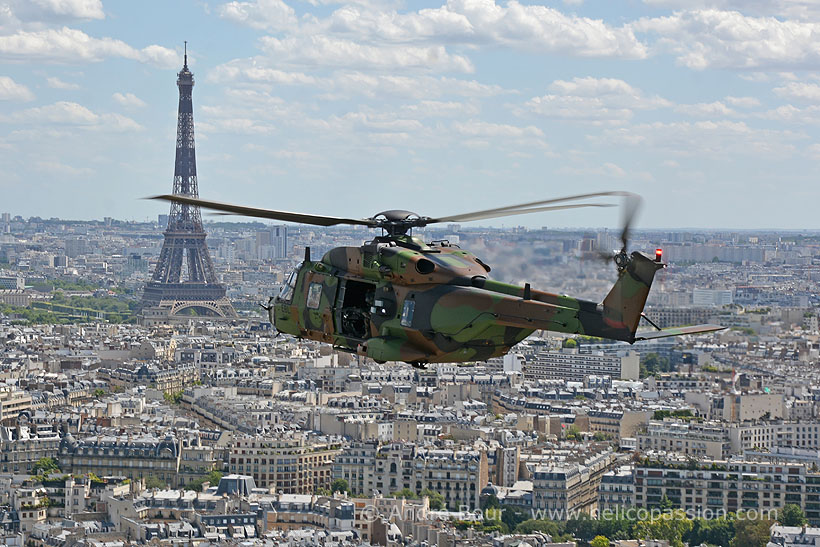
1, 0, 819, 230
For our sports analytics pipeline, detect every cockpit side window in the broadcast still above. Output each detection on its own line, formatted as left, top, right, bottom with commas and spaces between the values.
279, 270, 298, 303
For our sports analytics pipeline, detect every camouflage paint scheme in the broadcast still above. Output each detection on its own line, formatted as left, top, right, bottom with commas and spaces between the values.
268, 234, 709, 365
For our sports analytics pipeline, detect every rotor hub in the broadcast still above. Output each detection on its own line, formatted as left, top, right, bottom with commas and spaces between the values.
614, 250, 630, 270
372, 210, 431, 236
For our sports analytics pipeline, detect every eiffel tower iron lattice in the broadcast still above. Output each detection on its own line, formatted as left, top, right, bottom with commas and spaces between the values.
141, 46, 236, 324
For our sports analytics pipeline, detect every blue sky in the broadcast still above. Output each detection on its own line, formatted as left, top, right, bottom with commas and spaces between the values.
2, 0, 820, 229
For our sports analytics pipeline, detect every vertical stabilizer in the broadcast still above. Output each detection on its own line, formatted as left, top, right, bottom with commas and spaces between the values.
602, 252, 665, 337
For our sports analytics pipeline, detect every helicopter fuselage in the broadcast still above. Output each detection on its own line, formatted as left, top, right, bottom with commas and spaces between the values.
268, 235, 649, 364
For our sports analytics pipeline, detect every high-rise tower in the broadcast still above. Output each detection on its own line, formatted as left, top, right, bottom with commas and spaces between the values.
142, 45, 236, 324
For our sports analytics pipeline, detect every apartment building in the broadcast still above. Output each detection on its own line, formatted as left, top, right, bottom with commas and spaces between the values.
523, 350, 639, 382
0, 387, 31, 424
638, 420, 731, 459
598, 465, 635, 513
103, 363, 198, 394
228, 435, 340, 494
332, 441, 378, 496
58, 433, 181, 487
531, 450, 618, 519
635, 455, 820, 523
0, 424, 60, 474
333, 442, 489, 511
729, 422, 820, 453
586, 409, 651, 440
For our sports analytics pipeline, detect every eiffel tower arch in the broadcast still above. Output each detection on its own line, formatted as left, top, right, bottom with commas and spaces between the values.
141, 46, 237, 325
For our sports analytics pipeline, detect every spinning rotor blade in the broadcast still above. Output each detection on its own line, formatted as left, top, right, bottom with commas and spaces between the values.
619, 192, 642, 253
150, 194, 378, 228
431, 202, 614, 223
430, 191, 633, 224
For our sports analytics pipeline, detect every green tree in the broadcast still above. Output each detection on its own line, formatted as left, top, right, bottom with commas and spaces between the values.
391, 488, 417, 499
514, 519, 564, 536
730, 514, 773, 547
478, 519, 509, 534
481, 494, 500, 510
565, 425, 582, 441
686, 515, 735, 547
93, 388, 106, 398
331, 478, 350, 494
163, 390, 183, 405
779, 504, 807, 527
596, 513, 638, 541
635, 510, 693, 547
591, 536, 610, 547
87, 472, 104, 484
659, 494, 675, 510
501, 506, 530, 532
185, 470, 223, 491
144, 476, 166, 489
31, 457, 60, 476
565, 513, 600, 540
419, 488, 444, 510
641, 352, 672, 378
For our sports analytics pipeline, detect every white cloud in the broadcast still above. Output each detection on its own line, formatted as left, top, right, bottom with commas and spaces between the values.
0, 76, 34, 101
219, 0, 647, 59
259, 35, 474, 72
0, 27, 177, 67
595, 120, 804, 158
675, 101, 736, 117
633, 9, 820, 70
46, 76, 79, 89
399, 100, 479, 118
35, 159, 93, 176
452, 120, 544, 139
219, 0, 297, 31
521, 76, 670, 125
310, 0, 647, 58
323, 72, 507, 100
209, 60, 511, 100
641, 0, 820, 20
805, 142, 820, 159
208, 61, 319, 86
29, 0, 104, 20
557, 162, 641, 179
725, 96, 761, 108
774, 81, 820, 101
112, 92, 146, 108
5, 100, 142, 131
756, 104, 820, 125
2, 0, 104, 28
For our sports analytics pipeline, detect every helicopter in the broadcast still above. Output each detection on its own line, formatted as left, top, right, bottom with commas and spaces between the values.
152, 191, 723, 366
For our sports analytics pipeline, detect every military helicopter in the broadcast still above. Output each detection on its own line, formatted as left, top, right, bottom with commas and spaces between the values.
153, 191, 723, 365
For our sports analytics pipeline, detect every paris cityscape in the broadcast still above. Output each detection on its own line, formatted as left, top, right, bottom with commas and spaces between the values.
5, 1, 820, 547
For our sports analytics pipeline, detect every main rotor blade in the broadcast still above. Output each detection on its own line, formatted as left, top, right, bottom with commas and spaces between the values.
432, 202, 615, 223
149, 194, 378, 228
430, 191, 634, 224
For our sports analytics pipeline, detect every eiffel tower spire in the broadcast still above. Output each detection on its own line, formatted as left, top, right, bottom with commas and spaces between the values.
141, 46, 236, 324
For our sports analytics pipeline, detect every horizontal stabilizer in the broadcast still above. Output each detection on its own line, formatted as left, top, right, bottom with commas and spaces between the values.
634, 324, 725, 341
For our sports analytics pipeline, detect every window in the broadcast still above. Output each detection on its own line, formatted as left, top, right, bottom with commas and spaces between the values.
307, 283, 323, 309
279, 270, 298, 302
400, 300, 415, 327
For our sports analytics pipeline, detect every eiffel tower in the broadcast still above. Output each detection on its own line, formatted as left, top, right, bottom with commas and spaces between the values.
142, 45, 236, 325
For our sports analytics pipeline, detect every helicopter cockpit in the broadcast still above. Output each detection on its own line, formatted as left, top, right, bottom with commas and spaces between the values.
278, 269, 298, 303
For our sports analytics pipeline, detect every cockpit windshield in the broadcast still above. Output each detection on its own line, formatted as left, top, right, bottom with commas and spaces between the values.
278, 269, 298, 302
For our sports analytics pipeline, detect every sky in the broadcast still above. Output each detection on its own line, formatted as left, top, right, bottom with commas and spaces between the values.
2, 0, 820, 230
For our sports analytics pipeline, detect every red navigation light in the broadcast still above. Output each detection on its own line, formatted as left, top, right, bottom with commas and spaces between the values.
655, 248, 663, 262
